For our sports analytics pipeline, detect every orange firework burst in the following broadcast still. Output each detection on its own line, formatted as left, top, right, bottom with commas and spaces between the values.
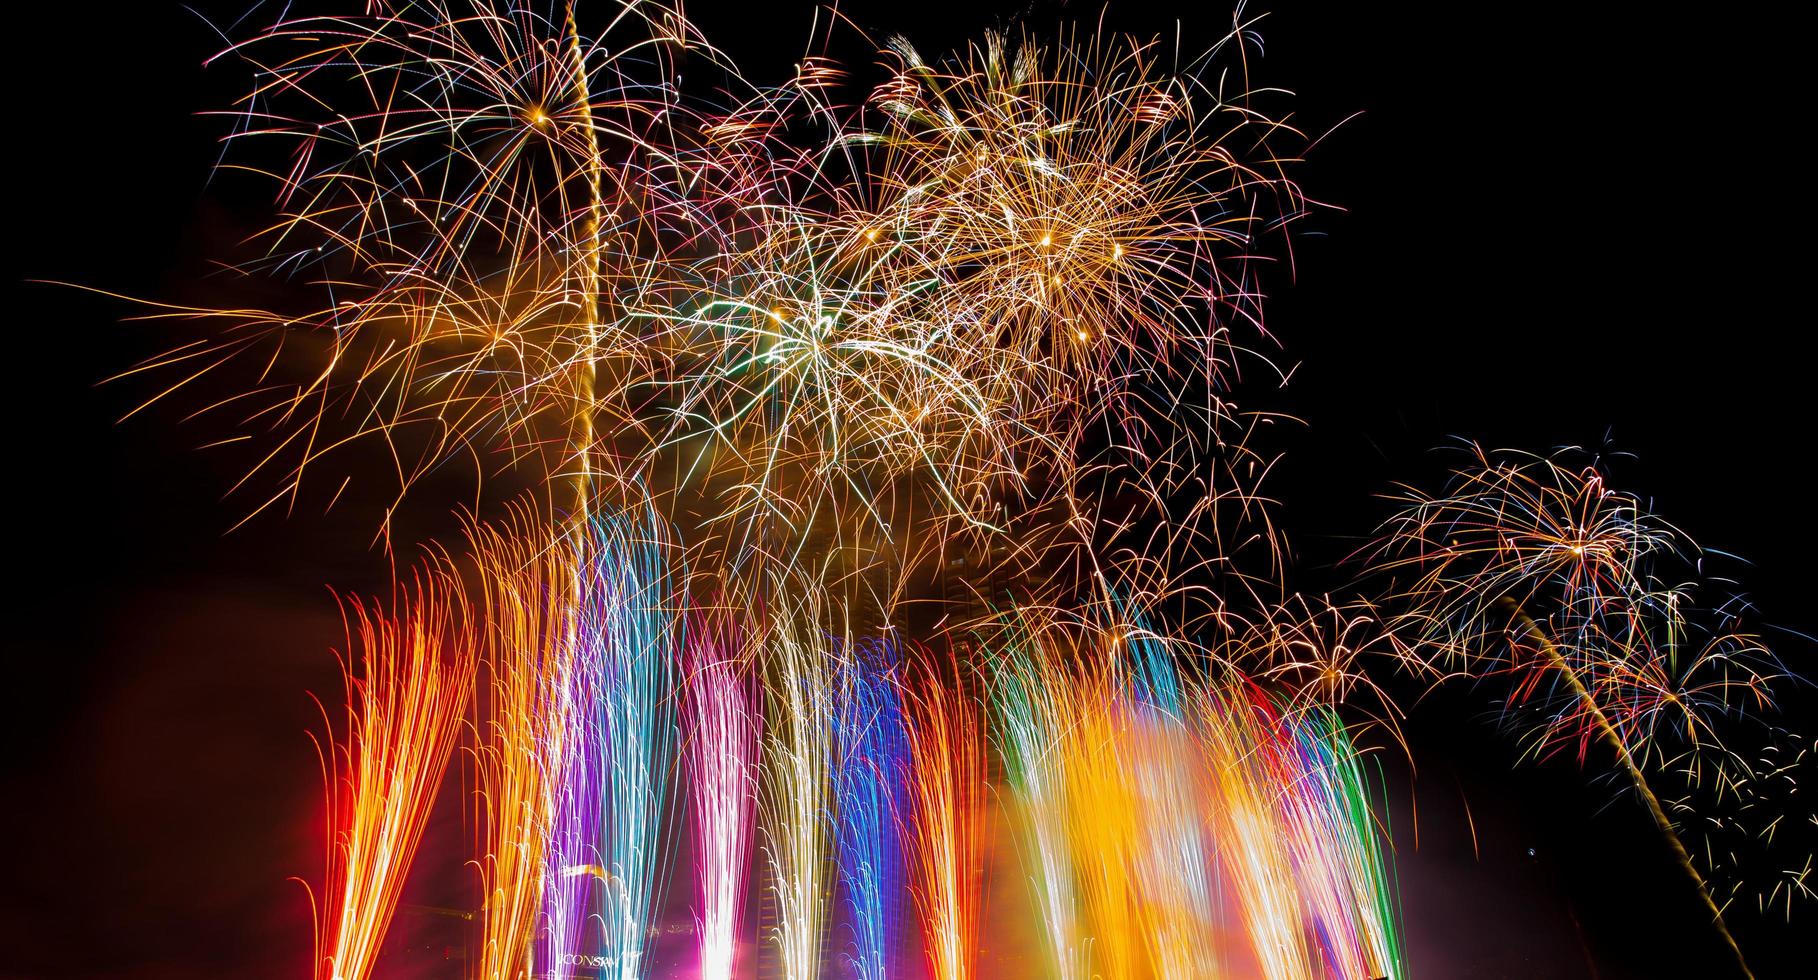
858, 25, 1299, 400
111, 0, 726, 533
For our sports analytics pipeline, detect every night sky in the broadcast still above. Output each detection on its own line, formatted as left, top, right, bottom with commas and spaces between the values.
4, 2, 1808, 978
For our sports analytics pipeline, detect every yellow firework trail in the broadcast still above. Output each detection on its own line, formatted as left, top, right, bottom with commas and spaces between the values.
468, 518, 573, 979
758, 578, 836, 980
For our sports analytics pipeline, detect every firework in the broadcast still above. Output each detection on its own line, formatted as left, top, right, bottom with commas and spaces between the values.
1277, 707, 1403, 979
838, 21, 1301, 587
1375, 444, 1796, 973
901, 650, 988, 980
684, 597, 761, 980
313, 573, 476, 980
988, 613, 1085, 980
584, 505, 682, 979
1060, 670, 1144, 980
109, 0, 1313, 645
1376, 446, 1783, 762
855, 25, 1297, 406
1122, 632, 1222, 980
537, 631, 601, 980
1193, 679, 1311, 980
759, 581, 837, 980
469, 519, 572, 979
834, 639, 909, 980
985, 606, 1407, 980
113, 0, 733, 531
1243, 597, 1412, 759
602, 14, 1306, 597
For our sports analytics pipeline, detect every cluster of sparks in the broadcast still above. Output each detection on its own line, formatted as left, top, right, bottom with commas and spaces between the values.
989, 611, 1401, 980
1371, 446, 1809, 964
104, 1, 1812, 978
311, 575, 476, 980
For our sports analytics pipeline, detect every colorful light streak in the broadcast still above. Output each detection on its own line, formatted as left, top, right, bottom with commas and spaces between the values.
834, 639, 908, 980
585, 506, 682, 979
985, 611, 1405, 980
1279, 707, 1403, 980
758, 584, 836, 980
684, 598, 761, 980
312, 574, 476, 980
902, 651, 987, 980
469, 519, 571, 979
989, 614, 1086, 980
97, 1, 1815, 975
537, 632, 600, 980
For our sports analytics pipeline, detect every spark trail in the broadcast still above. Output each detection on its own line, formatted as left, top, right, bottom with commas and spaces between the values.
313, 574, 476, 980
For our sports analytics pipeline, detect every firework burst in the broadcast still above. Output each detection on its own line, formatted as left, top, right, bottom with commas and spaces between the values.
1375, 444, 1799, 973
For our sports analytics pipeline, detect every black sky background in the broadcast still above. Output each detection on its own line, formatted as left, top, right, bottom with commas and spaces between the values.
3, 1, 1810, 977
